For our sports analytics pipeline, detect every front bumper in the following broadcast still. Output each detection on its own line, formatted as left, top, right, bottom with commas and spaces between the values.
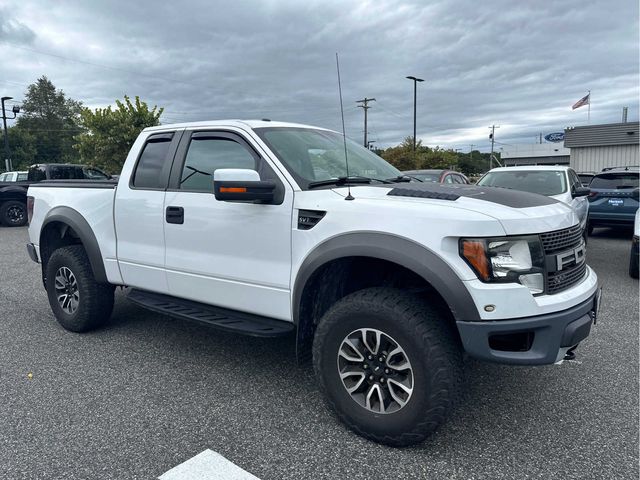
457, 288, 601, 365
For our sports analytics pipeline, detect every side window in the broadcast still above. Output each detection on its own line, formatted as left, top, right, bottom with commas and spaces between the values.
568, 170, 581, 191
132, 135, 174, 189
452, 174, 464, 184
84, 168, 108, 179
443, 174, 454, 184
180, 137, 256, 192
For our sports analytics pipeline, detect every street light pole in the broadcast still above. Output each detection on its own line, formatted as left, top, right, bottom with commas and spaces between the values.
1, 97, 12, 172
406, 76, 424, 151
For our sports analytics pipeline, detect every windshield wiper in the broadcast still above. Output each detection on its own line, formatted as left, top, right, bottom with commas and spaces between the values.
308, 176, 392, 189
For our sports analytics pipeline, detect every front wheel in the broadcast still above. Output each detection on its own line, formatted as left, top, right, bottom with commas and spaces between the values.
0, 200, 28, 227
45, 245, 114, 332
313, 288, 463, 447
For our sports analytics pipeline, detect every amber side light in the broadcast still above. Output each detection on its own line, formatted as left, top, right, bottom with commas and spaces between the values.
220, 187, 247, 193
462, 240, 490, 280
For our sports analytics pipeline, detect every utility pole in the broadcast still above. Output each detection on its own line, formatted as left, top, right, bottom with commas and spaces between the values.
469, 144, 474, 165
406, 76, 424, 151
356, 97, 375, 148
1, 98, 20, 171
488, 125, 500, 169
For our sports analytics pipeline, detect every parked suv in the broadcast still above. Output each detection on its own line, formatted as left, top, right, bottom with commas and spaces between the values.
587, 167, 639, 235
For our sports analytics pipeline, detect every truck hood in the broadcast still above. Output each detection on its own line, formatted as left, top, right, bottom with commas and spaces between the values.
331, 183, 578, 235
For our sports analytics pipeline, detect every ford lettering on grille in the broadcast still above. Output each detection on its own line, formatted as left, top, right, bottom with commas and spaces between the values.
555, 244, 586, 271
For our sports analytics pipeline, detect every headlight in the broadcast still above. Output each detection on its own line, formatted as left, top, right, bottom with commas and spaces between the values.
460, 236, 545, 294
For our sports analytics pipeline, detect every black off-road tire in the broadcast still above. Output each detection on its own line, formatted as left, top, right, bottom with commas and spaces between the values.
0, 200, 28, 227
45, 245, 114, 332
313, 287, 463, 447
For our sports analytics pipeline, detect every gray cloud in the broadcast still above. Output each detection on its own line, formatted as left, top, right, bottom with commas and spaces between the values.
0, 0, 638, 151
0, 7, 35, 44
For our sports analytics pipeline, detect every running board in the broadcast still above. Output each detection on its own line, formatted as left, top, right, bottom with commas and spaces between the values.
127, 289, 294, 337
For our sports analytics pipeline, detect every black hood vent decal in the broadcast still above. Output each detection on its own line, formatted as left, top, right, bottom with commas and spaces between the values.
386, 183, 558, 208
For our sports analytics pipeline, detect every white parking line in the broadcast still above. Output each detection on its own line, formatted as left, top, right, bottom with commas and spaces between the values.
159, 449, 261, 480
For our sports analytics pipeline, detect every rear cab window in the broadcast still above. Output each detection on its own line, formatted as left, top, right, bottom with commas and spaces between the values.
131, 132, 176, 189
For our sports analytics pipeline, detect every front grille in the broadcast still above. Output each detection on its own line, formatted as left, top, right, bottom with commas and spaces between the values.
540, 224, 583, 254
540, 224, 587, 294
546, 261, 587, 294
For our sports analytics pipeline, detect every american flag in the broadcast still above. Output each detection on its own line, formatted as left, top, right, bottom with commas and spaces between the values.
572, 93, 590, 110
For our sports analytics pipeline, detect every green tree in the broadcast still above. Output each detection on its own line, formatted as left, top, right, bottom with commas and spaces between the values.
418, 147, 458, 170
74, 96, 163, 174
16, 76, 84, 163
7, 127, 37, 170
381, 136, 420, 170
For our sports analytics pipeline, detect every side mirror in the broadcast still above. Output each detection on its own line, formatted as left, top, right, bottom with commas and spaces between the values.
572, 186, 590, 198
213, 168, 275, 203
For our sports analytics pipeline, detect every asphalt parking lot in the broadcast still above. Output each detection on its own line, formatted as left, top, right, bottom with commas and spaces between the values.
0, 226, 638, 480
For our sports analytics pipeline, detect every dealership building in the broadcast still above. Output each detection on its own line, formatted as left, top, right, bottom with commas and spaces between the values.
500, 143, 569, 166
564, 121, 639, 172
499, 121, 639, 172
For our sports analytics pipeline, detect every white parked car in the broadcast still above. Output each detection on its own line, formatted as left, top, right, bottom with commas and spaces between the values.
477, 166, 590, 230
0, 171, 28, 182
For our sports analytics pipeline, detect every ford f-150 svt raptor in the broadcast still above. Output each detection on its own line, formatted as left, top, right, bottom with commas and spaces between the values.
26, 120, 601, 446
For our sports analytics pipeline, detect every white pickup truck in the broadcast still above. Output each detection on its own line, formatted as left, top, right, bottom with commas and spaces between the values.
26, 120, 601, 446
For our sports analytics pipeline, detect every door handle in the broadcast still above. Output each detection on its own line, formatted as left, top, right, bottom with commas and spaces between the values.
166, 206, 184, 224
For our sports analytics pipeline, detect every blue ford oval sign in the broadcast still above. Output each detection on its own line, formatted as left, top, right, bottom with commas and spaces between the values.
544, 132, 565, 142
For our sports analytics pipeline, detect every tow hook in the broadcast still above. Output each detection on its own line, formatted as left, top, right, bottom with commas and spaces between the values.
564, 345, 578, 361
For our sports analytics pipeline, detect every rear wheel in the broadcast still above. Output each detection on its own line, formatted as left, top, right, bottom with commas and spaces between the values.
313, 287, 463, 447
0, 200, 27, 227
45, 245, 114, 332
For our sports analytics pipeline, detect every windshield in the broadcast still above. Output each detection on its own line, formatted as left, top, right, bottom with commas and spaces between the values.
255, 127, 401, 189
477, 170, 567, 196
590, 172, 639, 189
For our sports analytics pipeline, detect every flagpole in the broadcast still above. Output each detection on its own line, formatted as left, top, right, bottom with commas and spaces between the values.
588, 90, 591, 124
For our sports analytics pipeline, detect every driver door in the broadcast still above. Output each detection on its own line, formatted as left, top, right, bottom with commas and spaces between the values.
163, 129, 294, 321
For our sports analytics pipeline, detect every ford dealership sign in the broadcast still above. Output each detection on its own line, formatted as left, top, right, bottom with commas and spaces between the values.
544, 132, 565, 143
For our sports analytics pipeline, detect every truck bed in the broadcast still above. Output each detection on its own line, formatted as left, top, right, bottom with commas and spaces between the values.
27, 179, 122, 285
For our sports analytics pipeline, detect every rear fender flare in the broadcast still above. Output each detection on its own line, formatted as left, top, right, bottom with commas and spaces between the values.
40, 206, 108, 283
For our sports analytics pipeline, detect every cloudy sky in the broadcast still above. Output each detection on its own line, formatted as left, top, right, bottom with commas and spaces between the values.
1, 0, 638, 151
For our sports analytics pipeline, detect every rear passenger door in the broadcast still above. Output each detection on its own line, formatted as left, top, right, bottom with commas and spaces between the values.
114, 130, 182, 293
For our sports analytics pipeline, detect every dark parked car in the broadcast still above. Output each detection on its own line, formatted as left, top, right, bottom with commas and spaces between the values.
577, 172, 595, 187
587, 167, 639, 235
0, 163, 112, 227
402, 169, 470, 184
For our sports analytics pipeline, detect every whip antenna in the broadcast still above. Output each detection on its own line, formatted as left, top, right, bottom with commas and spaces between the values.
336, 53, 354, 201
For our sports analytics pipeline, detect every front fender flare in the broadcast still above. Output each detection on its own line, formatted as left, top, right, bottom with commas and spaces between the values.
292, 232, 480, 324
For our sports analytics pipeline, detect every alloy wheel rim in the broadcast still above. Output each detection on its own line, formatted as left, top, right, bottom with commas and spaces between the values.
7, 205, 24, 223
54, 267, 80, 314
336, 328, 414, 414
